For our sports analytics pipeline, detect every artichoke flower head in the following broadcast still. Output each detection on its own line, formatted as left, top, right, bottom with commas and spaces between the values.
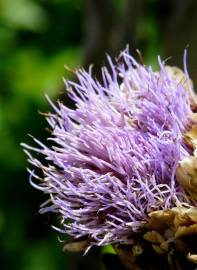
22, 49, 197, 269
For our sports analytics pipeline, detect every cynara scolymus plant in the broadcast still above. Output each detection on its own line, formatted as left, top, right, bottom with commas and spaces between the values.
22, 49, 197, 270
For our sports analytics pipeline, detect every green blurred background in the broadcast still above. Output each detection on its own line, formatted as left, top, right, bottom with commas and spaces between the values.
1, 0, 197, 269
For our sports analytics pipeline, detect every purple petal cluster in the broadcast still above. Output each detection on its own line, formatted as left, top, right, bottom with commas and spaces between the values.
23, 50, 196, 246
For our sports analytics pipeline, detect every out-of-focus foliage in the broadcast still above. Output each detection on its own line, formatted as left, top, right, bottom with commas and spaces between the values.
1, 0, 196, 269
0, 0, 48, 31
0, 1, 83, 269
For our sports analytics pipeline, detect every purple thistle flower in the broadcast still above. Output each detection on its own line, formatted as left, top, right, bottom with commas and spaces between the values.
22, 49, 197, 247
